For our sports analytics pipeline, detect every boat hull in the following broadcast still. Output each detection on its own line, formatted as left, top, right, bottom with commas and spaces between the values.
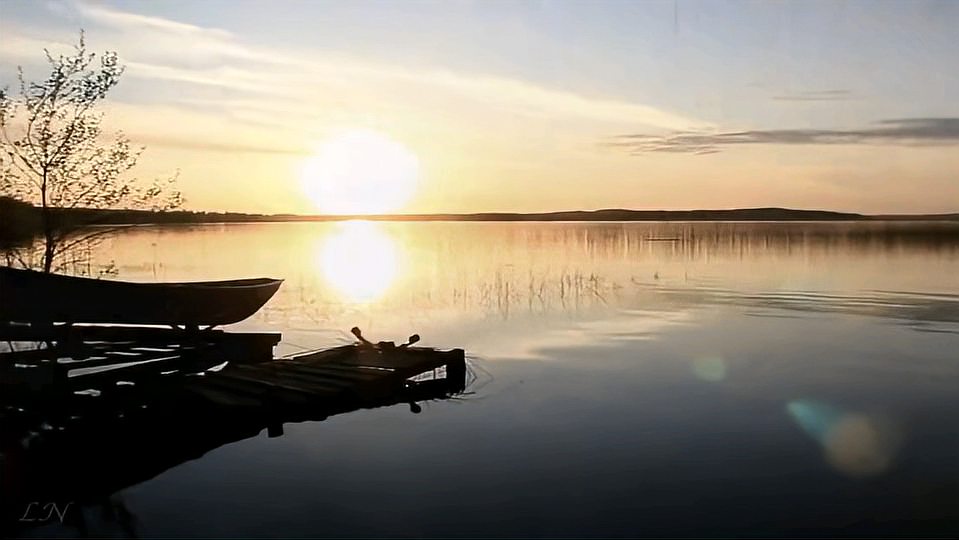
0, 267, 282, 326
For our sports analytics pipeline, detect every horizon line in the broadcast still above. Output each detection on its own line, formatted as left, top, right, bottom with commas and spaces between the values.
55, 205, 959, 221
143, 206, 959, 219
3, 198, 956, 219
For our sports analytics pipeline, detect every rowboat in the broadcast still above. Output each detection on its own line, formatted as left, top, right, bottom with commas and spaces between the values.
0, 266, 282, 326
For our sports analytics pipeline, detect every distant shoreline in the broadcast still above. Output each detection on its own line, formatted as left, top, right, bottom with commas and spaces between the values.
4, 199, 957, 249
2, 199, 957, 242
47, 206, 959, 224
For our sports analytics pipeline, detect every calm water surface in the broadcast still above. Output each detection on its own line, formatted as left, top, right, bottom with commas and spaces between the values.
31, 222, 959, 536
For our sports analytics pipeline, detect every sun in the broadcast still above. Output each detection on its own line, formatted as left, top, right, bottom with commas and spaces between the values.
300, 129, 419, 215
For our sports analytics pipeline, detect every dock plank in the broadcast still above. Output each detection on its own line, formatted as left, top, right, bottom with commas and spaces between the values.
234, 364, 380, 388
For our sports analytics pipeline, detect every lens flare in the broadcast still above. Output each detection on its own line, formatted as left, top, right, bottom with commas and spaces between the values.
691, 355, 727, 382
787, 399, 903, 478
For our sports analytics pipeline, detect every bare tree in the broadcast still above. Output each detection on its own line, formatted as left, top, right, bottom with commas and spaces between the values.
0, 32, 181, 273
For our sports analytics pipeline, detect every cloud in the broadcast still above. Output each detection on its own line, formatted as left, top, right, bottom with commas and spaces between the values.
14, 1, 705, 133
611, 118, 959, 155
75, 2, 232, 41
123, 60, 274, 93
772, 89, 854, 102
142, 138, 307, 156
0, 31, 78, 65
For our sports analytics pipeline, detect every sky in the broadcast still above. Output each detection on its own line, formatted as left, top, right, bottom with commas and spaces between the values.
1, 0, 957, 214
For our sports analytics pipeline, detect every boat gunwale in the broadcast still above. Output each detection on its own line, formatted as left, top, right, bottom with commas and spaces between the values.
1, 266, 282, 289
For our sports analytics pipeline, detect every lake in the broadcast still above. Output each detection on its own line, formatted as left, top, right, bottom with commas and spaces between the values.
18, 221, 959, 536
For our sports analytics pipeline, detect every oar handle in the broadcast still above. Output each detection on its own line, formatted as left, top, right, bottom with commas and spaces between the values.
351, 326, 374, 347
398, 334, 420, 349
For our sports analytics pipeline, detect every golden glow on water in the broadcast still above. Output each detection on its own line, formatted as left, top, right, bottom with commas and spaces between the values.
316, 221, 401, 303
89, 222, 959, 319
87, 221, 959, 344
299, 129, 419, 215
47, 222, 958, 520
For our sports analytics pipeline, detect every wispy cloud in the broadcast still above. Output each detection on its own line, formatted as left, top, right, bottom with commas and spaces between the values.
772, 89, 854, 102
1, 1, 707, 136
612, 118, 959, 155
70, 1, 278, 66
75, 2, 232, 41
132, 135, 308, 156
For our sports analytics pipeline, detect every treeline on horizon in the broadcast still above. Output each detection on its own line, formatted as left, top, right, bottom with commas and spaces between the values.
2, 196, 957, 246
3, 197, 958, 254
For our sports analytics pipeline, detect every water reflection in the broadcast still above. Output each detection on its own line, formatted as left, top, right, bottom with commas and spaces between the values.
316, 221, 401, 303
80, 221, 959, 352
1, 334, 468, 537
21, 221, 956, 536
640, 285, 959, 334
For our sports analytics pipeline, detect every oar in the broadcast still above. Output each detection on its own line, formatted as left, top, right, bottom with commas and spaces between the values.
351, 327, 375, 348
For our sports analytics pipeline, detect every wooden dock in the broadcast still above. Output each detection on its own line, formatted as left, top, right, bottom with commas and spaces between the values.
1, 323, 466, 422
1, 324, 468, 533
188, 344, 465, 418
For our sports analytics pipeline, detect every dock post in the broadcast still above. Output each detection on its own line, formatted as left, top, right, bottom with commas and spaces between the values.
446, 349, 467, 393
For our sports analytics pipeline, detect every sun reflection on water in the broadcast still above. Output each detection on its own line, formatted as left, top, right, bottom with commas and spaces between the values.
316, 221, 401, 303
